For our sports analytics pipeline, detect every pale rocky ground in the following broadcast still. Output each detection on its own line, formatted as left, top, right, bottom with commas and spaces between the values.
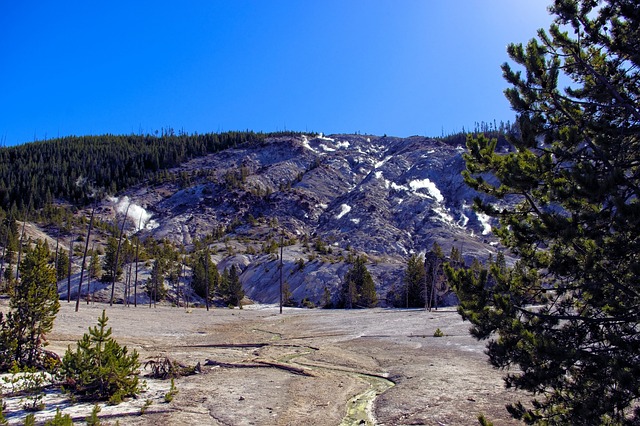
1, 300, 524, 426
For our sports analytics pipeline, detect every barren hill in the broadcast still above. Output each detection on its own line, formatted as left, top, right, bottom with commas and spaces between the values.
96, 133, 501, 305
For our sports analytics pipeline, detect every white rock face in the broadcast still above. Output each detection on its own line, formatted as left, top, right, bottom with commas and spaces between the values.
124, 133, 501, 305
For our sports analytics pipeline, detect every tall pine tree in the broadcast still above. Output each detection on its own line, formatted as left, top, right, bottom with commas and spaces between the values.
447, 1, 640, 423
0, 241, 59, 370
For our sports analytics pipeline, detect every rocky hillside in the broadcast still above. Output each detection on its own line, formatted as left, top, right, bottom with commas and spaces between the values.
101, 133, 501, 305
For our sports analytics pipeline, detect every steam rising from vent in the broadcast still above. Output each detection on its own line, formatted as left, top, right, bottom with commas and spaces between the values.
75, 175, 97, 198
108, 196, 158, 231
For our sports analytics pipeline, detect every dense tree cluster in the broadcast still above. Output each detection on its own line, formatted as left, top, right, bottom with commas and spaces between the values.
0, 131, 280, 213
338, 255, 378, 308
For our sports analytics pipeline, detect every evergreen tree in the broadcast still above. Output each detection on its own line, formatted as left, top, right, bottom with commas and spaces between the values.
56, 249, 69, 281
190, 250, 219, 300
101, 236, 123, 282
61, 310, 140, 403
321, 286, 333, 309
223, 265, 244, 307
146, 258, 167, 302
89, 250, 101, 280
340, 256, 377, 308
425, 243, 446, 311
281, 282, 296, 307
448, 1, 640, 423
404, 254, 426, 308
0, 241, 60, 370
0, 395, 6, 425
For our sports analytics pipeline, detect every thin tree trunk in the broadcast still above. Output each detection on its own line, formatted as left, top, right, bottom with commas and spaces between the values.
75, 205, 95, 312
126, 261, 133, 306
184, 258, 190, 309
429, 258, 439, 312
54, 225, 59, 281
205, 249, 210, 311
16, 205, 30, 282
153, 261, 158, 308
134, 236, 139, 307
67, 239, 73, 303
180, 257, 187, 308
87, 242, 95, 305
0, 216, 10, 290
175, 255, 181, 308
280, 235, 283, 314
424, 261, 429, 311
110, 203, 131, 306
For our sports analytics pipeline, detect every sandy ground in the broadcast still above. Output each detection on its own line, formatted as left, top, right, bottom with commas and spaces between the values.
1, 300, 524, 425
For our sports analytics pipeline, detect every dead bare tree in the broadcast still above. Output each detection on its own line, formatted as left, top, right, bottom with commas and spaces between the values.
204, 247, 210, 311
110, 202, 131, 306
134, 234, 139, 307
87, 242, 95, 305
75, 205, 96, 312
67, 239, 74, 303
0, 215, 10, 291
15, 202, 30, 282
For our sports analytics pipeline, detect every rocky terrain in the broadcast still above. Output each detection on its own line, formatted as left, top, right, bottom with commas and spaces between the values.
1, 300, 523, 426
95, 133, 501, 306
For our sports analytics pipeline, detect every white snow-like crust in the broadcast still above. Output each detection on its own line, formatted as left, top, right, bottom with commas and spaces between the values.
335, 204, 352, 219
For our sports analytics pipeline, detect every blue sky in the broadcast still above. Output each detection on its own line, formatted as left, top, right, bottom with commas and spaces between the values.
0, 1, 554, 146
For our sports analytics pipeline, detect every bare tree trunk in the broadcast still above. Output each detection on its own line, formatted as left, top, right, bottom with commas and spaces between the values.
424, 262, 429, 311
0, 216, 10, 290
429, 258, 439, 312
180, 256, 187, 308
75, 205, 95, 312
87, 242, 95, 305
205, 248, 210, 311
153, 261, 158, 308
134, 236, 139, 307
16, 205, 30, 282
110, 203, 131, 306
280, 235, 283, 314
126, 261, 133, 306
184, 258, 190, 309
53, 225, 59, 281
67, 239, 73, 303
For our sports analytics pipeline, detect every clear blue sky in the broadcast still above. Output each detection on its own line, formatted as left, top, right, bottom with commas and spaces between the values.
0, 1, 554, 146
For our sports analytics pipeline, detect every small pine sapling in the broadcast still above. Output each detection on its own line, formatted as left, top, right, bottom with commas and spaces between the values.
61, 310, 140, 403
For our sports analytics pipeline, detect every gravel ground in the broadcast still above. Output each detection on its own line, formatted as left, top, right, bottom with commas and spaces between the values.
1, 300, 524, 425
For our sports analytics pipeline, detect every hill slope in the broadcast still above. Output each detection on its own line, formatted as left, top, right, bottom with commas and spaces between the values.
110, 133, 500, 305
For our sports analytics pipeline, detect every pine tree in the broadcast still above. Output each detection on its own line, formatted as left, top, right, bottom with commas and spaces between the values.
0, 241, 60, 370
340, 256, 377, 308
448, 1, 640, 423
101, 236, 122, 282
281, 282, 296, 307
190, 250, 219, 300
61, 310, 140, 403
56, 249, 69, 281
404, 254, 426, 308
89, 250, 101, 280
321, 286, 333, 309
146, 258, 167, 302
223, 265, 244, 307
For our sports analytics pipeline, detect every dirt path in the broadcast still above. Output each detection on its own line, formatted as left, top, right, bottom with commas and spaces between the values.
2, 301, 523, 425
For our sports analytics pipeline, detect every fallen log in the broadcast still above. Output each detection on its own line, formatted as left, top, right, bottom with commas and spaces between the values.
203, 359, 313, 377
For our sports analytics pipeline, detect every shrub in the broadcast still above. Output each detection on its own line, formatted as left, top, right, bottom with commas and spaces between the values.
164, 378, 178, 403
0, 396, 6, 426
45, 408, 73, 425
